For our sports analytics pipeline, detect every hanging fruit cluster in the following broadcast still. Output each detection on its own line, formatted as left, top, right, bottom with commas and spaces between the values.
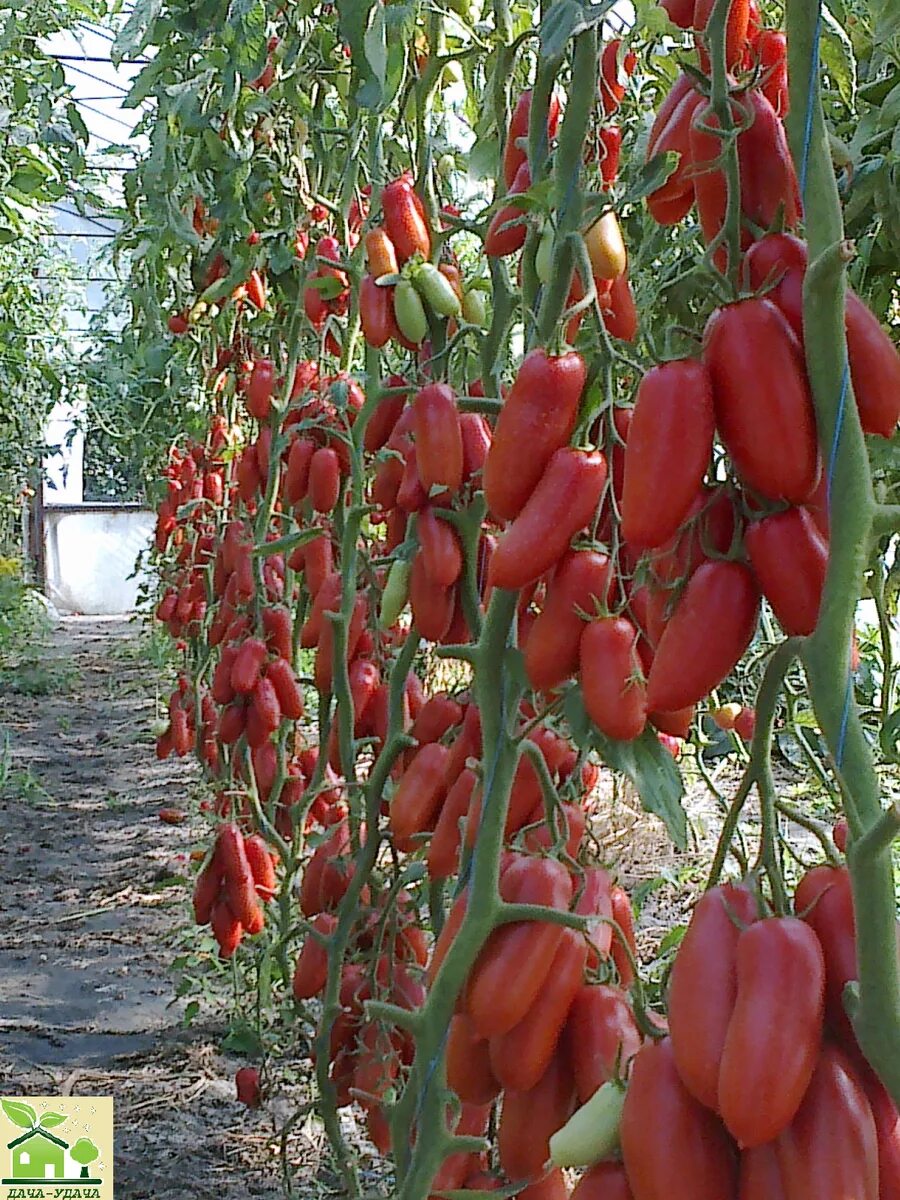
133, 0, 900, 1193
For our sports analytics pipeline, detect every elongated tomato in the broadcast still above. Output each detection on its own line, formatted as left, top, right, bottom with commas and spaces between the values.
667, 882, 759, 1110
524, 549, 614, 692
621, 359, 714, 549
486, 159, 532, 257
489, 449, 608, 591
489, 928, 587, 1093
579, 617, 647, 742
564, 984, 642, 1102
417, 506, 462, 587
413, 382, 463, 494
620, 1037, 737, 1200
498, 1049, 577, 1180
719, 917, 825, 1147
703, 299, 820, 504
739, 1144, 788, 1200
794, 865, 858, 1048
446, 1013, 502, 1105
845, 291, 900, 439
503, 89, 561, 188
745, 507, 828, 637
571, 1162, 634, 1200
484, 349, 587, 521
389, 742, 450, 851
645, 560, 760, 712
775, 1045, 878, 1200
466, 855, 573, 1038
381, 177, 431, 263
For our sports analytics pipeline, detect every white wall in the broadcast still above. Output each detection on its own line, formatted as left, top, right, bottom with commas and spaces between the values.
45, 506, 154, 615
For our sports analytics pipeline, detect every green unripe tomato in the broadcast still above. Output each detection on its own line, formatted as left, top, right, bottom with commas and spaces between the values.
413, 262, 461, 319
393, 279, 429, 344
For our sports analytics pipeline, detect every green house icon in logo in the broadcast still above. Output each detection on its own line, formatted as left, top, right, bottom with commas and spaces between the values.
7, 1127, 68, 1181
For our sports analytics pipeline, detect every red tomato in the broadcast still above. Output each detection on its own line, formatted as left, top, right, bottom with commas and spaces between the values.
599, 40, 636, 115
498, 1049, 577, 1180
620, 1038, 738, 1200
579, 617, 647, 741
646, 83, 703, 223
739, 1143, 788, 1200
524, 549, 614, 692
775, 1045, 878, 1199
485, 159, 532, 257
414, 383, 463, 495
794, 865, 858, 1049
598, 124, 623, 187
466, 855, 573, 1038
488, 449, 608, 591
646, 561, 760, 712
609, 885, 637, 988
621, 359, 715, 549
518, 1170, 570, 1200
503, 89, 561, 188
745, 507, 828, 636
694, 0, 750, 70
446, 1013, 502, 1105
602, 271, 638, 341
246, 358, 275, 420
389, 742, 450, 851
649, 484, 737, 586
489, 928, 587, 1092
845, 290, 900, 439
484, 348, 587, 522
381, 177, 431, 263
571, 1162, 634, 1200
756, 30, 789, 115
359, 274, 396, 348
308, 447, 341, 513
719, 917, 825, 1147
417, 506, 462, 588
564, 983, 642, 1101
667, 882, 760, 1110
660, 0, 695, 27
409, 552, 455, 642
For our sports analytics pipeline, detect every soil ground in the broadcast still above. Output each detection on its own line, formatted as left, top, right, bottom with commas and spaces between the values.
0, 617, 292, 1200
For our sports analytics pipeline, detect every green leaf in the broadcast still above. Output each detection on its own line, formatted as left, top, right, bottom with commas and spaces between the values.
2, 1099, 36, 1129
358, 3, 387, 109
618, 151, 679, 207
820, 9, 856, 106
113, 0, 162, 63
540, 0, 618, 61
39, 1112, 67, 1129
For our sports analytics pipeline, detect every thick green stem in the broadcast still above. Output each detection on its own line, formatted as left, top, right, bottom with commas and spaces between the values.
786, 0, 900, 1101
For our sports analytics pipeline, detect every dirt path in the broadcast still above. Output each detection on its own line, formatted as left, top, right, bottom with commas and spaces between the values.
0, 617, 285, 1200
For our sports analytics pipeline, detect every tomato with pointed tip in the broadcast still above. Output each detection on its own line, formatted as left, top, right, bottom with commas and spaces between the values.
484, 348, 587, 522
745, 507, 828, 637
381, 177, 431, 263
485, 159, 532, 257
525, 549, 614, 692
580, 617, 647, 742
564, 983, 642, 1102
413, 383, 463, 495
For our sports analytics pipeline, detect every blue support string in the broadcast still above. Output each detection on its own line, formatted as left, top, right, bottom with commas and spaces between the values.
799, 0, 824, 200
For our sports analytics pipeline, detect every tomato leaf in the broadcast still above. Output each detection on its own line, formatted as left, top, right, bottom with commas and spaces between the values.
540, 0, 619, 61
565, 690, 687, 846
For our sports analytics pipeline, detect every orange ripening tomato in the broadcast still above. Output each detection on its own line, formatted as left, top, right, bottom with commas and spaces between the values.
466, 855, 573, 1038
564, 983, 642, 1101
621, 359, 715, 550
620, 1038, 738, 1200
775, 1045, 878, 1200
484, 348, 586, 522
488, 449, 608, 591
524, 549, 613, 692
365, 227, 399, 278
645, 560, 760, 713
579, 617, 647, 742
667, 881, 760, 1110
489, 928, 587, 1093
718, 917, 825, 1147
745, 507, 828, 637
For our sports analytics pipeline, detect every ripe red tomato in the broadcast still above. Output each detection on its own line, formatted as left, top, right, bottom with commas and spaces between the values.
485, 159, 532, 257
308, 447, 341, 513
620, 1037, 738, 1200
381, 177, 431, 263
564, 983, 642, 1101
571, 1162, 634, 1200
579, 617, 647, 741
645, 560, 760, 712
359, 275, 396, 348
498, 1049, 576, 1180
775, 1045, 878, 1199
488, 449, 608, 591
745, 506, 828, 637
503, 89, 561, 189
718, 917, 825, 1147
694, 0, 750, 68
794, 865, 858, 1049
466, 855, 573, 1038
446, 1013, 502, 1105
621, 359, 715, 549
524, 549, 614, 692
488, 929, 586, 1093
413, 383, 463, 495
667, 882, 759, 1109
484, 348, 586, 522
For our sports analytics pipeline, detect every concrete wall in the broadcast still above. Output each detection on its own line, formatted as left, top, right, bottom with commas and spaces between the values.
45, 505, 154, 615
